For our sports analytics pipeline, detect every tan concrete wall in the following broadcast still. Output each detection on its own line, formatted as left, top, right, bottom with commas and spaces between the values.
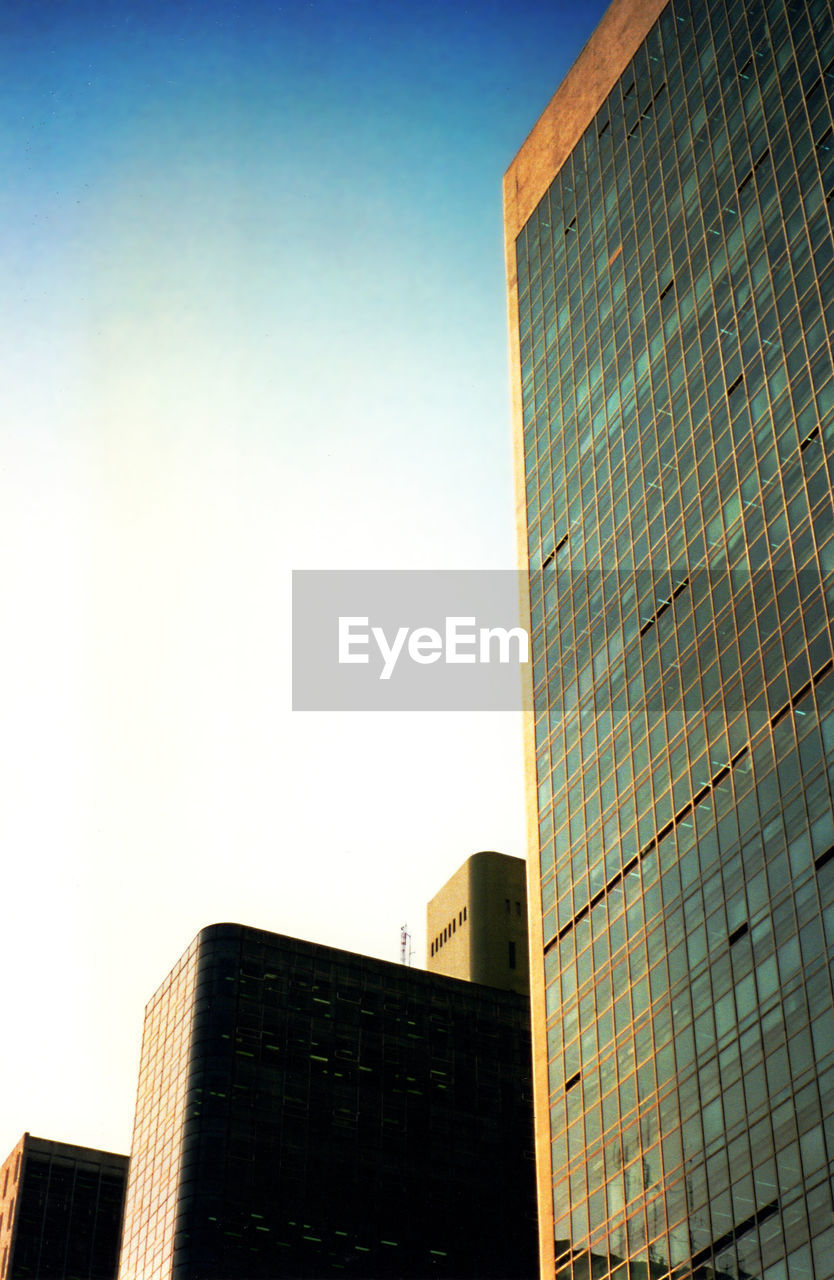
426, 857, 472, 982
0, 1135, 25, 1280
503, 2, 671, 1273
503, 0, 669, 244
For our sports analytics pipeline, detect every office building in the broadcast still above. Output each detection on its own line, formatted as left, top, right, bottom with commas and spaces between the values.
427, 849, 530, 993
505, 0, 834, 1276
0, 1133, 128, 1280
118, 922, 537, 1279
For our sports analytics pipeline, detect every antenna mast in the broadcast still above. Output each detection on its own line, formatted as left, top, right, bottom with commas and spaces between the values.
399, 923, 413, 966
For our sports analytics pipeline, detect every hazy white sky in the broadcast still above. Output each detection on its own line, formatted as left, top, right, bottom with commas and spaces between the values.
0, 0, 607, 1158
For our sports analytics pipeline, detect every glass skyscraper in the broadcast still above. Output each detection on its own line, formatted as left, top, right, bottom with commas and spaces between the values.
505, 1, 834, 1277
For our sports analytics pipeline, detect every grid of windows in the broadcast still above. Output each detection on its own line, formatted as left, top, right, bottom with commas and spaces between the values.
0, 1136, 127, 1280
514, 0, 834, 1276
127, 924, 538, 1279
118, 935, 201, 1280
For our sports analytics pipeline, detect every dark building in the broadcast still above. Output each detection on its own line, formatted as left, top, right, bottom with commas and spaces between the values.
0, 1133, 128, 1280
505, 0, 834, 1277
118, 923, 537, 1279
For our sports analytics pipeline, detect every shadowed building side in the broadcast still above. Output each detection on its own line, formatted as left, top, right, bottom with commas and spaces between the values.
0, 1133, 128, 1280
117, 922, 538, 1279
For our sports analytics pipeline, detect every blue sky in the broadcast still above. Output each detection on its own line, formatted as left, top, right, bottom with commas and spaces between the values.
0, 0, 608, 1157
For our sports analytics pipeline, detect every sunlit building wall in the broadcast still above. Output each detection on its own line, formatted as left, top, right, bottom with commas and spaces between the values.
505, 0, 834, 1276
118, 935, 201, 1279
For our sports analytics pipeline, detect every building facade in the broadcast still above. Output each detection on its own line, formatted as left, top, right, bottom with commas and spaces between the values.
427, 849, 530, 993
118, 922, 538, 1279
0, 1133, 128, 1280
505, 0, 834, 1277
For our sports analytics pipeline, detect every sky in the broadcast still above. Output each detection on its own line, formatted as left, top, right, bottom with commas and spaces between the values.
0, 0, 608, 1159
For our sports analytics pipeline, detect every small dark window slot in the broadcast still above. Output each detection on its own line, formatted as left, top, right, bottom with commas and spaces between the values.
800, 425, 821, 450
690, 1202, 778, 1269
815, 845, 834, 872
558, 903, 589, 941
817, 126, 833, 151
727, 373, 744, 397
770, 702, 791, 728
589, 885, 607, 911
729, 922, 749, 946
598, 120, 610, 138
738, 58, 752, 79
739, 156, 768, 192
640, 576, 689, 637
794, 676, 814, 706
565, 216, 577, 236
620, 856, 639, 881
541, 533, 567, 570
659, 279, 675, 300
565, 1072, 581, 1092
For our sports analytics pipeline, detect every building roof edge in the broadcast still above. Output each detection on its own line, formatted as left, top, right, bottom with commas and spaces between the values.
503, 0, 669, 241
